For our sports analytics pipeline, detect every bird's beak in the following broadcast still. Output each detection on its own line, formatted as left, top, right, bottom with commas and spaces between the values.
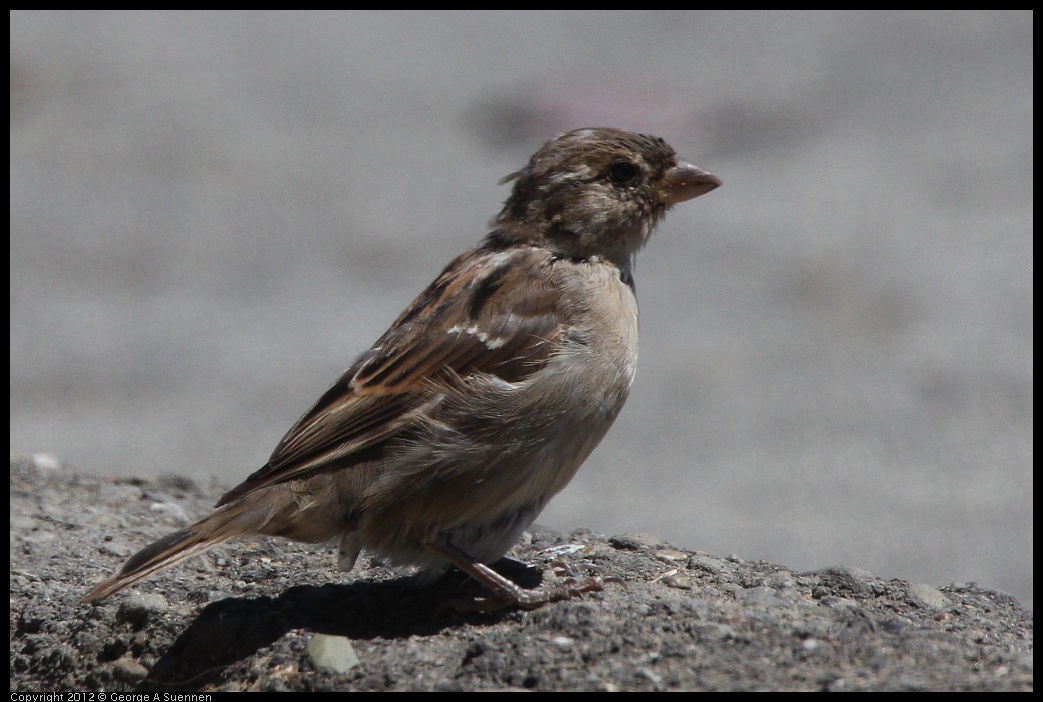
658, 162, 722, 204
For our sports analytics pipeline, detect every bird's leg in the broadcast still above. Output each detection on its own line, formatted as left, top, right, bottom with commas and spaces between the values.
424, 541, 612, 612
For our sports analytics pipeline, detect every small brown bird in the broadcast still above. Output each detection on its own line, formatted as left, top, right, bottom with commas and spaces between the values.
83, 128, 720, 609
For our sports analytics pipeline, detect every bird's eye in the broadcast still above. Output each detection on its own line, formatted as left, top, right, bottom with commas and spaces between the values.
607, 160, 640, 186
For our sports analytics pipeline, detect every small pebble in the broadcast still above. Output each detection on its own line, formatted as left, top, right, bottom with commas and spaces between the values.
307, 634, 360, 674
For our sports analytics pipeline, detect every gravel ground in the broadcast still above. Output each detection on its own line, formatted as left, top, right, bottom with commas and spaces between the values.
11, 455, 1032, 692
10, 11, 1033, 611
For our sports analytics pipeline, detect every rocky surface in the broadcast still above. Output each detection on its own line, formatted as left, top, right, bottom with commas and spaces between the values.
10, 455, 1033, 691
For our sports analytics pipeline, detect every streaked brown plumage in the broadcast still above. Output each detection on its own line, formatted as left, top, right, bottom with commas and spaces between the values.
83, 128, 720, 609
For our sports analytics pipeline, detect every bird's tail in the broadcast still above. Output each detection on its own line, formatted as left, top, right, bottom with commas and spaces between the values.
81, 497, 280, 604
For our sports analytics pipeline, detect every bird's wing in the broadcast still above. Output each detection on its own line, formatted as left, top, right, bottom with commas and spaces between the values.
216, 244, 566, 506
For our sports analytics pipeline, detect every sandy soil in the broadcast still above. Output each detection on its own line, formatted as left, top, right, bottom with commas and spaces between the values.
11, 454, 1032, 692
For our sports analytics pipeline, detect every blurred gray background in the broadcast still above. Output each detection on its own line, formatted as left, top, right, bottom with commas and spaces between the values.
10, 11, 1032, 608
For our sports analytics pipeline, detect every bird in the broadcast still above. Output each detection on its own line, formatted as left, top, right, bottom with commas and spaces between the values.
82, 128, 721, 610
